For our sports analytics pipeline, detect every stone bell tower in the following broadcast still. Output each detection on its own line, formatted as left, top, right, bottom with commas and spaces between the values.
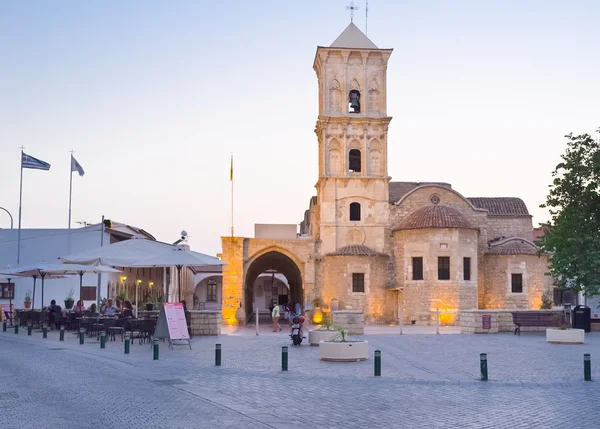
313, 23, 393, 254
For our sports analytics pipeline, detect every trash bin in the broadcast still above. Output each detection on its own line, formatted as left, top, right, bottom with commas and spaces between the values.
573, 305, 591, 332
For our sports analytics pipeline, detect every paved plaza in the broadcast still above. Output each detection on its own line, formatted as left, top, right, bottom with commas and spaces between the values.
0, 325, 598, 428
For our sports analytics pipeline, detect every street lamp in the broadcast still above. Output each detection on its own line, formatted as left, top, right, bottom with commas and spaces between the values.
0, 207, 13, 229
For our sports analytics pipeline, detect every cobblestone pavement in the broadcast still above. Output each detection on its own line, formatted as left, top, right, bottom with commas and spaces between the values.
0, 327, 599, 428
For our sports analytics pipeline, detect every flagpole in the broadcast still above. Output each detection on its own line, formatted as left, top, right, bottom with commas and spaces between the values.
16, 148, 24, 265
68, 154, 73, 230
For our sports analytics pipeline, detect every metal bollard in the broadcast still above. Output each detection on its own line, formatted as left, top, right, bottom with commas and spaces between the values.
42, 325, 47, 339
255, 307, 259, 336
584, 353, 592, 381
215, 344, 221, 366
79, 328, 85, 345
282, 346, 288, 371
100, 331, 106, 349
480, 353, 488, 381
374, 349, 381, 376
124, 334, 131, 354
59, 325, 65, 341
27, 323, 32, 336
153, 338, 159, 360
14, 324, 18, 334
2, 321, 6, 332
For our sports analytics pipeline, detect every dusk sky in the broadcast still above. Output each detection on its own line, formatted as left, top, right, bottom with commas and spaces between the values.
1, 0, 599, 256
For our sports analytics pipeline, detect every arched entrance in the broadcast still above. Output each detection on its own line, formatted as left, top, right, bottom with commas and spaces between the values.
244, 251, 303, 322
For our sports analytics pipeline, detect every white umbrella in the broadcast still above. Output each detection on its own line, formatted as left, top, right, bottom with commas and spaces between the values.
1, 263, 120, 309
131, 247, 226, 304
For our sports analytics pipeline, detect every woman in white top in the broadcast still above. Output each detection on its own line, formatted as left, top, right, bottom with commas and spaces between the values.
271, 303, 281, 332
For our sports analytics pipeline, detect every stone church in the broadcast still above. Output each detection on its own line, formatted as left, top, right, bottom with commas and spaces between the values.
219, 23, 551, 325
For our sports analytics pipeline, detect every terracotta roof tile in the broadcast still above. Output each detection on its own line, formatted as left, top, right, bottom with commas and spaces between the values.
486, 238, 539, 255
394, 205, 475, 231
326, 244, 388, 257
467, 197, 530, 216
388, 182, 452, 204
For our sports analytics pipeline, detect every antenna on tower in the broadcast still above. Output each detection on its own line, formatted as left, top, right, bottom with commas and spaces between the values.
366, 0, 369, 35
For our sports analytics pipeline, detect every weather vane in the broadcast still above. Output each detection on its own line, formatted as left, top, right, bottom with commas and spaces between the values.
346, 1, 359, 23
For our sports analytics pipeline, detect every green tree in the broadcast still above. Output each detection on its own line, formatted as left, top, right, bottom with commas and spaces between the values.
540, 129, 600, 296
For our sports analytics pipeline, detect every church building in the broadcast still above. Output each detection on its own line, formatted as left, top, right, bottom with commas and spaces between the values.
219, 23, 552, 325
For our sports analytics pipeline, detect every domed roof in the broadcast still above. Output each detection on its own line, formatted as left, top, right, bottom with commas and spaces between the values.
395, 205, 475, 231
486, 237, 539, 255
326, 244, 388, 257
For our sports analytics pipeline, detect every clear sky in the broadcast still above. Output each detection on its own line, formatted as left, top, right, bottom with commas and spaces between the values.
1, 0, 599, 256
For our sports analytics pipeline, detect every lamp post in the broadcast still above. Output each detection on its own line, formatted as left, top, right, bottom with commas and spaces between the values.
0, 207, 13, 229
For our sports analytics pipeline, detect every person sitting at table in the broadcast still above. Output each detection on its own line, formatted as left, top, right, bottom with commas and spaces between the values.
88, 303, 97, 314
73, 299, 86, 314
102, 299, 119, 316
47, 299, 62, 330
121, 300, 134, 318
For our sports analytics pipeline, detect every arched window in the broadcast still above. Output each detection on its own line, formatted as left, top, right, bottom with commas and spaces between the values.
207, 279, 217, 302
349, 149, 361, 172
348, 89, 361, 113
350, 202, 361, 221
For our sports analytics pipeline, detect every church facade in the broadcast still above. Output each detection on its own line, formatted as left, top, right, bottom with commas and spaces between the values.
220, 23, 551, 325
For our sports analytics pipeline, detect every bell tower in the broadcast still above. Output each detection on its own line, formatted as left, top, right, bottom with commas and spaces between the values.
313, 23, 393, 254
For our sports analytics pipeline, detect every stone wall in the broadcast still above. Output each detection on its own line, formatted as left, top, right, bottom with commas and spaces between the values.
485, 217, 533, 241
482, 254, 552, 310
460, 309, 563, 334
332, 310, 365, 335
393, 228, 478, 325
322, 254, 393, 323
189, 310, 221, 336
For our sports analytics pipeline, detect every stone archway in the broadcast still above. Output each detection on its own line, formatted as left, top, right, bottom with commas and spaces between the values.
244, 251, 303, 322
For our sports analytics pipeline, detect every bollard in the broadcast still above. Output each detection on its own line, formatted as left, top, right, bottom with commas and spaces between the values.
480, 353, 488, 381
215, 344, 221, 366
79, 328, 85, 345
124, 334, 131, 354
100, 331, 106, 349
255, 307, 259, 336
14, 324, 18, 334
59, 325, 65, 341
374, 349, 381, 376
42, 325, 47, 339
584, 353, 592, 381
27, 323, 32, 336
153, 338, 159, 360
282, 346, 288, 371
436, 308, 440, 335
2, 321, 6, 332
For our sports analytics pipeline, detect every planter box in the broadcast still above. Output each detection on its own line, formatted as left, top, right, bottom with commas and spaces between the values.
308, 329, 338, 346
546, 328, 585, 344
319, 340, 368, 362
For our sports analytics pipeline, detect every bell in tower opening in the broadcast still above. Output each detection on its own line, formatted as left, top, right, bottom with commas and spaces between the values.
348, 89, 361, 113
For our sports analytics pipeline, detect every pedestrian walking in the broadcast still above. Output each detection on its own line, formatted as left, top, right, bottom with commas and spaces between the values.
272, 303, 281, 332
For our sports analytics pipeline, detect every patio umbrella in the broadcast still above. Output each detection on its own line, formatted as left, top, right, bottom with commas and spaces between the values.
1, 264, 67, 310
130, 246, 226, 304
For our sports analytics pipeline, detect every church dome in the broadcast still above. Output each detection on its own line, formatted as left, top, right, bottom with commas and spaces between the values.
395, 205, 475, 231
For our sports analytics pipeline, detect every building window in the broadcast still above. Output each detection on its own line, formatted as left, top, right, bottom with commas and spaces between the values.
438, 257, 450, 280
207, 279, 217, 302
348, 89, 361, 113
463, 257, 471, 281
352, 273, 365, 293
412, 257, 423, 280
0, 283, 14, 299
511, 274, 523, 293
349, 149, 361, 172
350, 202, 361, 221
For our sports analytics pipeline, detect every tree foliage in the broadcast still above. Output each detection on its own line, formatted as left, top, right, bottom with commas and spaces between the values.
540, 129, 600, 296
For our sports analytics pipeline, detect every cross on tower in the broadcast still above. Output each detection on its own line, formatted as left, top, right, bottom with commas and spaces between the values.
346, 1, 359, 23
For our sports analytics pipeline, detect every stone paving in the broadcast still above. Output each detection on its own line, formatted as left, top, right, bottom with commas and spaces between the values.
0, 325, 599, 428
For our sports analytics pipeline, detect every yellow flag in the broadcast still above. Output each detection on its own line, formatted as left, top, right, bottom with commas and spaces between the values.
229, 155, 233, 181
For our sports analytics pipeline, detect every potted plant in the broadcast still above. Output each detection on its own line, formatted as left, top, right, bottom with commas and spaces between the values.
24, 290, 32, 309
64, 289, 75, 310
145, 297, 154, 311
308, 316, 338, 345
319, 325, 369, 362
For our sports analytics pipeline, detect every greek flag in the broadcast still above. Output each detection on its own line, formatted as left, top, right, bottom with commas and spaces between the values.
71, 155, 85, 176
22, 152, 51, 171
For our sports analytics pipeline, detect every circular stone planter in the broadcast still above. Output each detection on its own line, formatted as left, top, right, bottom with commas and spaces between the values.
319, 340, 368, 362
546, 328, 585, 344
308, 329, 338, 346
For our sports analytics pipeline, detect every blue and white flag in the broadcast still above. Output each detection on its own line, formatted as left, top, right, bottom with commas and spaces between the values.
71, 155, 85, 176
22, 152, 51, 171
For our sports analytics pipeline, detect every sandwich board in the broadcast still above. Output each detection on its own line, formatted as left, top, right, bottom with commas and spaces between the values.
154, 302, 191, 350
